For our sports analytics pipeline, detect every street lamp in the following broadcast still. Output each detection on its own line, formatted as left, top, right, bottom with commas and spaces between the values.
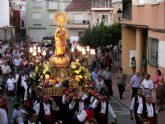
29, 44, 46, 63
117, 8, 122, 60
117, 8, 122, 22
3, 26, 9, 42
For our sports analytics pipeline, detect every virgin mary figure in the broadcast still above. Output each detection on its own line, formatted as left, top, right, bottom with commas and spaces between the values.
54, 13, 68, 56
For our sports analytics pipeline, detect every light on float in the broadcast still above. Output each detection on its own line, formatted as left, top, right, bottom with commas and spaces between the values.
33, 45, 37, 50
37, 47, 41, 53
90, 49, 96, 55
71, 47, 74, 52
86, 46, 90, 52
77, 44, 80, 50
78, 46, 81, 52
29, 47, 33, 53
81, 47, 85, 53
32, 50, 37, 56
42, 50, 46, 56
82, 50, 86, 55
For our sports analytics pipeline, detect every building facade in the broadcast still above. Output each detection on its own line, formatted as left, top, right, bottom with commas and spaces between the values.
0, 0, 15, 42
65, 0, 91, 38
91, 0, 113, 27
26, 0, 71, 42
121, 0, 165, 79
66, 0, 113, 39
112, 0, 122, 23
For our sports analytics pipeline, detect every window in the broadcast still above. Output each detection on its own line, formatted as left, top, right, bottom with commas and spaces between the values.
78, 31, 84, 37
33, 13, 42, 25
148, 38, 158, 67
33, 13, 42, 19
49, 13, 54, 20
32, 2, 41, 9
73, 14, 83, 24
49, 13, 56, 25
123, 0, 132, 19
101, 15, 108, 25
22, 20, 24, 27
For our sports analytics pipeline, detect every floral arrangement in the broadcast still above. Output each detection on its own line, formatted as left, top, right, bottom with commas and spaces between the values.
29, 61, 69, 88
70, 61, 91, 87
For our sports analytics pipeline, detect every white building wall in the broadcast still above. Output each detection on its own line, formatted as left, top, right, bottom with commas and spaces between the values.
26, 0, 71, 42
0, 0, 10, 27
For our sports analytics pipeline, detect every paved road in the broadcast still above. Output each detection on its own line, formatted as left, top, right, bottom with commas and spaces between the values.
7, 99, 17, 124
108, 97, 136, 124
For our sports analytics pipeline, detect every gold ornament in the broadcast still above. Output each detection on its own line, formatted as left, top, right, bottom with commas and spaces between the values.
54, 12, 68, 26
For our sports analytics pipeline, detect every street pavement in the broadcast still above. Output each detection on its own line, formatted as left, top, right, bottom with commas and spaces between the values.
111, 60, 165, 124
109, 97, 136, 124
7, 99, 17, 124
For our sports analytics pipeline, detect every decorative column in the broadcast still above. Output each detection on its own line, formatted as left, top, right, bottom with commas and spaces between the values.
136, 28, 143, 73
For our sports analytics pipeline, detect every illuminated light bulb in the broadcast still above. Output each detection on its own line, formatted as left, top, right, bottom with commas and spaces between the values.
42, 50, 46, 56
29, 47, 33, 53
71, 47, 74, 52
90, 49, 96, 55
33, 45, 37, 50
32, 50, 37, 56
37, 47, 41, 53
82, 51, 86, 55
77, 44, 79, 50
86, 46, 90, 52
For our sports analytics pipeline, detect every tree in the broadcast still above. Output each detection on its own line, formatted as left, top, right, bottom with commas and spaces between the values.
79, 23, 121, 48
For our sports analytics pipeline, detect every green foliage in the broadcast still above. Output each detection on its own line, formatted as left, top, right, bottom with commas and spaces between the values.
79, 23, 121, 48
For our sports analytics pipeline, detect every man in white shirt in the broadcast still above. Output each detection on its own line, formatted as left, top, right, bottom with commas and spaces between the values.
141, 74, 153, 96
69, 95, 84, 114
0, 99, 8, 124
93, 95, 117, 124
21, 109, 41, 124
137, 94, 158, 124
34, 94, 59, 124
91, 67, 98, 82
130, 72, 141, 98
13, 56, 22, 74
75, 98, 94, 123
1, 61, 12, 86
21, 79, 32, 109
69, 94, 84, 124
6, 74, 15, 100
0, 107, 8, 124
130, 88, 145, 124
102, 66, 113, 97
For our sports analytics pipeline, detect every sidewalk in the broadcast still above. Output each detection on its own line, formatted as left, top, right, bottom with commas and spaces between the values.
111, 60, 165, 124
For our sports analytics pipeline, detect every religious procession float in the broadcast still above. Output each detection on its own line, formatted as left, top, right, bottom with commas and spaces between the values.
29, 12, 94, 96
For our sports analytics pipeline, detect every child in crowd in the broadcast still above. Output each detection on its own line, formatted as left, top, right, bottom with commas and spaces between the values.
6, 74, 15, 100
12, 103, 27, 124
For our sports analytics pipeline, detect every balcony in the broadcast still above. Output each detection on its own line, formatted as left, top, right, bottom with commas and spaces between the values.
66, 20, 90, 29
122, 1, 132, 20
47, 1, 58, 10
32, 2, 42, 9
91, 1, 112, 11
